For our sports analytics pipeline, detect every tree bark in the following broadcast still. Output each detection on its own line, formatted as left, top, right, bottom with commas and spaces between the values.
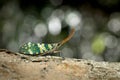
0, 50, 120, 80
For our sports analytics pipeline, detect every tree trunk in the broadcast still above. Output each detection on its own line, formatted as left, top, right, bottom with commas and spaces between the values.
0, 50, 120, 80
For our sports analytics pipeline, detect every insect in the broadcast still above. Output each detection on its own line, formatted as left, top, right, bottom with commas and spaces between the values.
19, 28, 75, 56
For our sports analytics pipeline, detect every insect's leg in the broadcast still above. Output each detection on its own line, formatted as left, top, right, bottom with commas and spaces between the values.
15, 52, 26, 57
53, 50, 61, 53
52, 50, 63, 57
39, 52, 49, 56
14, 52, 32, 60
59, 50, 62, 57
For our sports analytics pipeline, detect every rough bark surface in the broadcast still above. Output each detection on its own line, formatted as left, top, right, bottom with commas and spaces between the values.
0, 50, 120, 80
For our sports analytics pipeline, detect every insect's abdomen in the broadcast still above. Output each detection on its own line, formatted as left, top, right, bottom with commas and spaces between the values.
19, 42, 57, 55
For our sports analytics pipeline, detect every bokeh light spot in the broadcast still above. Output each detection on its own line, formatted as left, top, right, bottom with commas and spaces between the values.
92, 35, 105, 55
104, 35, 118, 48
48, 17, 62, 35
34, 23, 48, 38
65, 11, 82, 27
50, 0, 63, 6
108, 18, 120, 33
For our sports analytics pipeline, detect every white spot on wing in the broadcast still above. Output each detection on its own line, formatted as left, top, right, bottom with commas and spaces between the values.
28, 42, 32, 47
28, 49, 33, 54
37, 43, 43, 53
41, 44, 47, 51
48, 44, 52, 49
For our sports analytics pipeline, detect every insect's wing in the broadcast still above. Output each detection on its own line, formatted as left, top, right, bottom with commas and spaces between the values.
39, 43, 58, 53
19, 42, 41, 55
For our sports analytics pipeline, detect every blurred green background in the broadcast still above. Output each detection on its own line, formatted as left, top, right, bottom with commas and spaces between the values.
0, 0, 120, 62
